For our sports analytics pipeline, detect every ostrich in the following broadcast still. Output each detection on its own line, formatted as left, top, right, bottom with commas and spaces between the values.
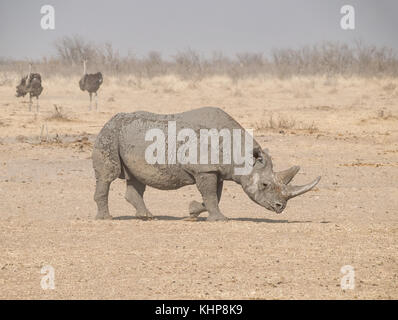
79, 60, 103, 111
16, 64, 43, 112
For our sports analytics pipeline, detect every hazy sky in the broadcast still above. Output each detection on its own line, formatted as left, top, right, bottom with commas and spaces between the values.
0, 0, 397, 59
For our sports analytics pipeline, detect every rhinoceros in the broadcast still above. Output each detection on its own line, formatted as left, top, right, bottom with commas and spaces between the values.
92, 107, 320, 221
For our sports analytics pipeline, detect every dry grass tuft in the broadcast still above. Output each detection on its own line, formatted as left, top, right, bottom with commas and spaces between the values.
328, 87, 338, 94
294, 91, 311, 99
45, 105, 72, 122
254, 114, 318, 133
376, 109, 397, 120
0, 120, 9, 127
382, 83, 396, 91
359, 108, 398, 124
254, 114, 295, 131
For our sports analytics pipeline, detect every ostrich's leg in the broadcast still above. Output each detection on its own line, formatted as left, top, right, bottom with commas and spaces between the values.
36, 97, 39, 113
29, 95, 32, 112
89, 93, 92, 111
95, 92, 98, 111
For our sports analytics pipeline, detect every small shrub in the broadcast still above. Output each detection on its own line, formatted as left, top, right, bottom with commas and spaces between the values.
383, 83, 396, 91
254, 114, 318, 133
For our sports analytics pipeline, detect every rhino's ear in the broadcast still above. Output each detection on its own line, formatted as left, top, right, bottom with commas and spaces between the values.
253, 146, 263, 162
253, 146, 268, 166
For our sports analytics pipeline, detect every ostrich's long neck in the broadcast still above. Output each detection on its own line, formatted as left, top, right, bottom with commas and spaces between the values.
83, 61, 87, 75
28, 64, 32, 81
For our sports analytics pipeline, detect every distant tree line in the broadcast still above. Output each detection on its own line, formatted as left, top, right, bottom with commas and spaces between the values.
1, 35, 397, 79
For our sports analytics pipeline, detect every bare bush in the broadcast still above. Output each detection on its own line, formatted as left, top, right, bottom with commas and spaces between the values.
1, 37, 398, 80
272, 42, 398, 77
173, 49, 204, 81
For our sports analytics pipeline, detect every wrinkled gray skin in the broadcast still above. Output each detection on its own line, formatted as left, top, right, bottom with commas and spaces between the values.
92, 107, 320, 221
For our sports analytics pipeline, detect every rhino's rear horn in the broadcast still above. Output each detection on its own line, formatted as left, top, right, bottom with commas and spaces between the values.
285, 176, 321, 199
276, 166, 300, 185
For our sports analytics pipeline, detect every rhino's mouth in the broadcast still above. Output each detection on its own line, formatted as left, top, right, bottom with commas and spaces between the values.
273, 202, 286, 214
266, 202, 286, 214
248, 192, 277, 213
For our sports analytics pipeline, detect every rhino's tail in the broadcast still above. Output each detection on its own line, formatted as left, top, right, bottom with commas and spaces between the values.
118, 156, 127, 179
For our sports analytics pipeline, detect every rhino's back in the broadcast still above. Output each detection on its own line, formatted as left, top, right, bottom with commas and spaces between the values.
117, 106, 243, 144
120, 107, 241, 129
177, 107, 242, 130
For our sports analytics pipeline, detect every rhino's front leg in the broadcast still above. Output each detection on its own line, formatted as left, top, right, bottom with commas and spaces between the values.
188, 179, 223, 218
125, 177, 154, 220
195, 173, 227, 221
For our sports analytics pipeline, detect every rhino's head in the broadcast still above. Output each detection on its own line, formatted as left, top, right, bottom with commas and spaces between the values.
240, 147, 320, 213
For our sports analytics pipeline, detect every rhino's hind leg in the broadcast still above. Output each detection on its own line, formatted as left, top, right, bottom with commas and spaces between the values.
94, 179, 113, 220
125, 177, 153, 220
92, 140, 121, 220
188, 179, 223, 220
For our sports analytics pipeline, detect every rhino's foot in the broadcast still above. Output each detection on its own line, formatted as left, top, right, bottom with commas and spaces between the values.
189, 200, 206, 216
206, 213, 228, 222
95, 213, 113, 220
136, 211, 154, 221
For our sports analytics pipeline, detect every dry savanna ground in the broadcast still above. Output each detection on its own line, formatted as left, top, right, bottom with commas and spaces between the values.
0, 74, 397, 299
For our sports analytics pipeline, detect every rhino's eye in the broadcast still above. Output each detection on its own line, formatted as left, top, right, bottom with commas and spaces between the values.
254, 157, 264, 165
262, 183, 270, 189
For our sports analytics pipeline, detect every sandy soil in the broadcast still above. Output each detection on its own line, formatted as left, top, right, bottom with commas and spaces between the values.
0, 75, 397, 299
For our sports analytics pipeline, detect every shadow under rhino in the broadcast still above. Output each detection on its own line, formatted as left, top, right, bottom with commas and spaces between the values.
112, 215, 314, 224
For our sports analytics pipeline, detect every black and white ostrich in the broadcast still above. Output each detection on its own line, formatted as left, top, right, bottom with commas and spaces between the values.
79, 60, 103, 111
16, 64, 43, 112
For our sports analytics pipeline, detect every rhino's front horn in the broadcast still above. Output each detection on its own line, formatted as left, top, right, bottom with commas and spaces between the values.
276, 166, 300, 184
285, 176, 321, 199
